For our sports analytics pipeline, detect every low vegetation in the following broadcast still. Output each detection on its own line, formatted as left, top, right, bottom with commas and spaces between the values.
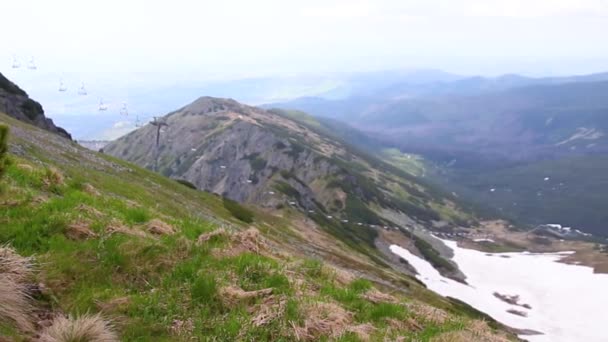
223, 197, 255, 223
0, 113, 514, 341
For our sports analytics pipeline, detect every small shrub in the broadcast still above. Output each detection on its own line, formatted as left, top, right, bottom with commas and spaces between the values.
222, 198, 254, 223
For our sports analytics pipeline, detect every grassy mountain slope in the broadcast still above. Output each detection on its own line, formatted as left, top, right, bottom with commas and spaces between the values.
0, 112, 516, 341
104, 98, 478, 261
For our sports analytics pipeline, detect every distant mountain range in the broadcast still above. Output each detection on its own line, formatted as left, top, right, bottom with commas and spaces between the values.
268, 71, 608, 237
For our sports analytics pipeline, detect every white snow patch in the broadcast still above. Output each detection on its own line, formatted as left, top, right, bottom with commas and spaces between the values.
473, 238, 495, 243
390, 241, 608, 342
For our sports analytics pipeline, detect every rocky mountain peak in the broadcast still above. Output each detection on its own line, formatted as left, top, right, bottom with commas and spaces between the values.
0, 72, 71, 140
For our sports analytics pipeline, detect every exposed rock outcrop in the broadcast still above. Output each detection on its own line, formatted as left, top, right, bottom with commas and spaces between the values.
0, 72, 71, 140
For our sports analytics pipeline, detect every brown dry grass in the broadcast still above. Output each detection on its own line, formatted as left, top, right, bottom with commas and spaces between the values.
196, 227, 227, 245
65, 221, 97, 240
407, 302, 450, 324
82, 183, 100, 196
38, 314, 118, 342
0, 245, 34, 284
292, 301, 356, 341
106, 220, 148, 238
41, 167, 64, 188
17, 163, 34, 172
0, 245, 35, 333
214, 227, 269, 257
361, 289, 398, 304
0, 277, 34, 333
387, 317, 423, 332
170, 318, 194, 336
328, 266, 355, 286
146, 219, 175, 235
250, 295, 287, 327
75, 204, 104, 217
219, 285, 273, 306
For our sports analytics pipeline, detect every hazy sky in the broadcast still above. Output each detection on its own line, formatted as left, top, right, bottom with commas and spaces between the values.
3, 0, 608, 140
4, 0, 608, 77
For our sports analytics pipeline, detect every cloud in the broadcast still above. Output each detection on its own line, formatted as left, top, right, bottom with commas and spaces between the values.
98, 120, 135, 140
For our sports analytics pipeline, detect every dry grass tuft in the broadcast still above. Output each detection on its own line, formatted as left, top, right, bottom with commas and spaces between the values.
75, 204, 104, 217
42, 168, 64, 188
65, 221, 97, 240
106, 221, 148, 238
0, 277, 34, 333
328, 266, 355, 286
32, 195, 49, 205
250, 295, 287, 327
17, 163, 34, 172
38, 314, 118, 342
146, 219, 175, 235
0, 245, 34, 283
292, 302, 354, 341
170, 318, 194, 336
0, 246, 35, 333
219, 286, 273, 306
82, 183, 100, 196
408, 302, 450, 324
214, 228, 268, 257
387, 317, 423, 332
196, 228, 227, 245
361, 289, 398, 304
348, 323, 376, 341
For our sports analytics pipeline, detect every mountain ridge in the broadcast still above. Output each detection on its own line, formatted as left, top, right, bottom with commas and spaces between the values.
0, 72, 71, 140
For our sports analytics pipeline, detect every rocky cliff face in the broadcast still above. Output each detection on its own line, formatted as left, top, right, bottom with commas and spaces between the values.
105, 97, 473, 234
0, 72, 71, 140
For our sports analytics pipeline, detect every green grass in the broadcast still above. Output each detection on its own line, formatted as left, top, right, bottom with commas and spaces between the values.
0, 112, 516, 341
222, 197, 254, 223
